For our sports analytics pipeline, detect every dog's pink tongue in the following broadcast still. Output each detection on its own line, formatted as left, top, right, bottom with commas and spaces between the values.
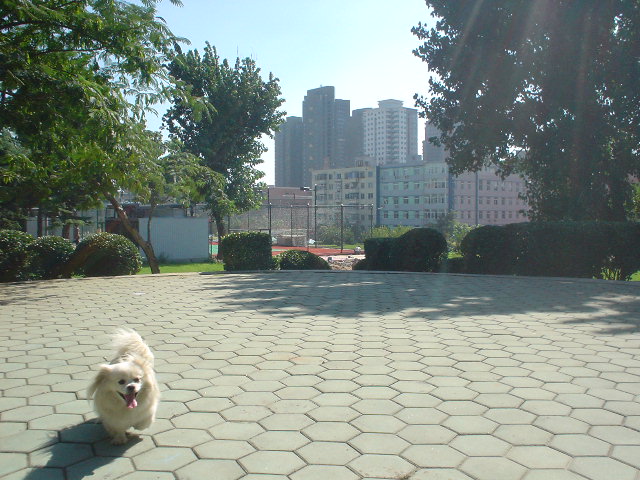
124, 393, 137, 409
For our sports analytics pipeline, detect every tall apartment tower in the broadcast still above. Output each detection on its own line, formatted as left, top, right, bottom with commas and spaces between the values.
302, 86, 350, 186
274, 116, 303, 187
423, 121, 447, 163
362, 99, 419, 165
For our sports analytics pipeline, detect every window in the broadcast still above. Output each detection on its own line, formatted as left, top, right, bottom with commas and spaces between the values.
403, 197, 409, 204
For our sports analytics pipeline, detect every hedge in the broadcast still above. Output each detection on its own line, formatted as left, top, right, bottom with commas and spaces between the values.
75, 232, 142, 277
277, 250, 330, 270
362, 228, 447, 272
460, 221, 640, 280
28, 236, 75, 280
0, 229, 35, 282
220, 232, 274, 271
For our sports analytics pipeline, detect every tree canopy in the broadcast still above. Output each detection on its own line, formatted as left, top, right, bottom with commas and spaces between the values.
413, 0, 640, 221
164, 43, 286, 237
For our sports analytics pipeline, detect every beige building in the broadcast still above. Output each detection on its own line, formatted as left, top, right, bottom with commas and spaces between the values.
311, 164, 377, 226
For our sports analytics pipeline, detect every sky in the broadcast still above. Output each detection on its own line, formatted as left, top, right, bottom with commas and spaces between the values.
151, 0, 436, 185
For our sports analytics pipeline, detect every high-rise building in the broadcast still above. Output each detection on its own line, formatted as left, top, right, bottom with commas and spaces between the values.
423, 121, 447, 163
301, 86, 350, 186
274, 116, 303, 187
361, 100, 419, 165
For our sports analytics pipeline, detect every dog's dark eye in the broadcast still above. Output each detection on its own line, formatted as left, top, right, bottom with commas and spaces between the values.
118, 379, 125, 385
133, 377, 140, 383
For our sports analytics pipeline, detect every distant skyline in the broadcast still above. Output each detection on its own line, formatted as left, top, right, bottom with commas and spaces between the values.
152, 0, 435, 184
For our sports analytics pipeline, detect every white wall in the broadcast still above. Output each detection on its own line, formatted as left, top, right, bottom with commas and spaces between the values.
138, 217, 209, 262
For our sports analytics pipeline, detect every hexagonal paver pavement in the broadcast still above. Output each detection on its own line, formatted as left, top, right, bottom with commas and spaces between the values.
1, 271, 639, 479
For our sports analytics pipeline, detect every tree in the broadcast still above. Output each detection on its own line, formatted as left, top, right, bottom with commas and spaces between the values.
164, 43, 286, 242
413, 1, 640, 221
1, 0, 184, 273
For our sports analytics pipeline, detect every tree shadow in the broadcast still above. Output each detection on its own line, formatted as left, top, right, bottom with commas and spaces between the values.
197, 271, 640, 335
23, 420, 144, 480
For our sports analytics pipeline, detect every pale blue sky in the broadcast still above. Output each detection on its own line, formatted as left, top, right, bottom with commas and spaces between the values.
152, 0, 435, 184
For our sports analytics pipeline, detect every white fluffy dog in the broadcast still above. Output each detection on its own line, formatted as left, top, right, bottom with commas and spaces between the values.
87, 329, 160, 445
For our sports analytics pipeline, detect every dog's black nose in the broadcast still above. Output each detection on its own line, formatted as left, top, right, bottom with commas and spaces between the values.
126, 385, 135, 392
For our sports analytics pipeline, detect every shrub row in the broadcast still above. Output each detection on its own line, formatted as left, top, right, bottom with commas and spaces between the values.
360, 227, 448, 272
0, 230, 142, 282
220, 232, 330, 271
460, 221, 640, 280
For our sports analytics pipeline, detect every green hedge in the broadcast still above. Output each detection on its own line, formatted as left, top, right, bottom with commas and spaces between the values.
277, 250, 330, 270
28, 236, 75, 280
363, 237, 395, 270
0, 229, 35, 282
363, 228, 447, 272
460, 221, 640, 280
76, 232, 142, 277
220, 232, 274, 271
390, 227, 447, 272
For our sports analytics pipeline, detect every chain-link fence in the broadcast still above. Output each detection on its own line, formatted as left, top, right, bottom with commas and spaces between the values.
227, 204, 376, 249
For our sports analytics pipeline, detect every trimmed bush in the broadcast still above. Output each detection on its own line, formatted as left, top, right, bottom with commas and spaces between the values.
363, 237, 395, 270
459, 221, 640, 280
75, 232, 142, 277
28, 236, 75, 280
439, 256, 466, 274
460, 225, 512, 274
0, 229, 35, 282
389, 227, 448, 272
220, 232, 274, 271
277, 250, 330, 270
352, 258, 369, 270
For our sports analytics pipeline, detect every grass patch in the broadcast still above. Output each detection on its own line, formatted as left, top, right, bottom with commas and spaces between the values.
138, 261, 224, 275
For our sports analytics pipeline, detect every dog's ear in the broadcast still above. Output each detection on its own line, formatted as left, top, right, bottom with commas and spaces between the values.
87, 364, 112, 399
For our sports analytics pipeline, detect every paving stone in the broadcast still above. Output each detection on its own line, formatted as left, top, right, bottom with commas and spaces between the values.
351, 414, 406, 433
251, 431, 309, 451
66, 457, 135, 480
153, 428, 212, 447
589, 425, 640, 445
0, 452, 28, 477
409, 469, 475, 480
208, 421, 264, 440
402, 444, 465, 468
296, 441, 359, 465
348, 454, 415, 478
494, 424, 554, 445
349, 433, 410, 454
30, 442, 93, 467
175, 459, 244, 480
133, 447, 197, 471
450, 434, 511, 456
460, 457, 527, 480
1, 429, 58, 453
570, 456, 638, 480
611, 445, 640, 469
259, 413, 314, 430
302, 422, 359, 442
239, 451, 305, 475
507, 445, 572, 468
290, 465, 359, 480
522, 470, 589, 480
550, 434, 612, 456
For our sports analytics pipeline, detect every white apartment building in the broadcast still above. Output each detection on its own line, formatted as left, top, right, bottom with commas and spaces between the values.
362, 100, 419, 165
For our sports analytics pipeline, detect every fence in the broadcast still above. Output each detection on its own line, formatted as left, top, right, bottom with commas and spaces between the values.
227, 204, 376, 250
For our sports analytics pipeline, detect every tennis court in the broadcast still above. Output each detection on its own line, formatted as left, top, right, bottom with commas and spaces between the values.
210, 241, 359, 257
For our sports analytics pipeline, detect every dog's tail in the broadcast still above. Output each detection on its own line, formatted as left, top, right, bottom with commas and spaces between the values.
112, 329, 154, 366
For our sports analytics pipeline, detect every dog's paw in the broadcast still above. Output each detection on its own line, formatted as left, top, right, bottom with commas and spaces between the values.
110, 433, 128, 445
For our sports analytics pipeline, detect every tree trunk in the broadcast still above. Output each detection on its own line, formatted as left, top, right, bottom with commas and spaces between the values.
104, 193, 161, 274
147, 203, 156, 247
61, 223, 71, 240
37, 208, 44, 237
213, 212, 226, 260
